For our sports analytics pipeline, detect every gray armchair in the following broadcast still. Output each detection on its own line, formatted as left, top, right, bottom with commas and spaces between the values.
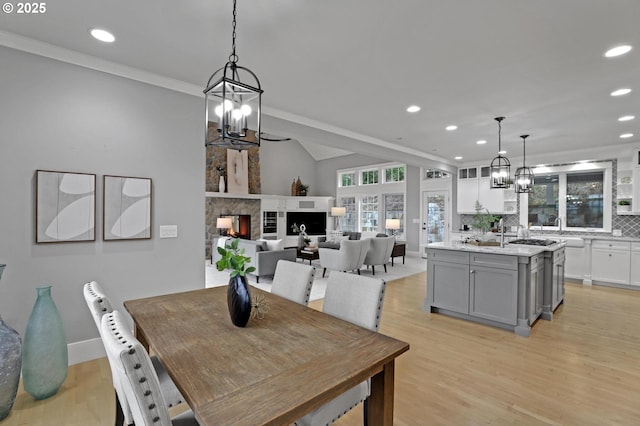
363, 236, 396, 275
318, 238, 371, 278
212, 238, 296, 283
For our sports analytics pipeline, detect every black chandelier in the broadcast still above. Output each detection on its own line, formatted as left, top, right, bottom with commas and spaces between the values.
204, 0, 262, 149
514, 134, 534, 193
489, 116, 511, 189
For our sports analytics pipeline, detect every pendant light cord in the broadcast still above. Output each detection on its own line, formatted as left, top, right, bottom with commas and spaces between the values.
229, 0, 239, 64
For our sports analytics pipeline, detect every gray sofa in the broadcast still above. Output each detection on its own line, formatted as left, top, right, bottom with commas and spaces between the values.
212, 237, 296, 283
317, 231, 362, 249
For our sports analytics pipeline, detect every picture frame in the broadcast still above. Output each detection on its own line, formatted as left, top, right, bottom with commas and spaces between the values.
103, 175, 152, 241
36, 170, 96, 243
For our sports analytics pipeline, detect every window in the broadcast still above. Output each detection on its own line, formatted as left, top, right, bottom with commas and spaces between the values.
566, 171, 604, 228
528, 174, 559, 226
384, 194, 404, 237
360, 195, 379, 231
339, 197, 357, 231
361, 170, 379, 185
339, 172, 356, 187
524, 162, 611, 231
384, 166, 405, 183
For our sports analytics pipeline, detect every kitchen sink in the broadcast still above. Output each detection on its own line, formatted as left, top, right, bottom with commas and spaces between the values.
509, 238, 558, 246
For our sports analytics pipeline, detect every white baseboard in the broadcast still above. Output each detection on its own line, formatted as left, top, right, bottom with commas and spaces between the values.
67, 337, 106, 366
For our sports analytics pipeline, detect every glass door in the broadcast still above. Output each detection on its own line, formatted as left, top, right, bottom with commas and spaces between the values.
423, 191, 449, 245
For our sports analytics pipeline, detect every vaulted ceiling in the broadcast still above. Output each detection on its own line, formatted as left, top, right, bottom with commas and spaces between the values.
1, 0, 639, 170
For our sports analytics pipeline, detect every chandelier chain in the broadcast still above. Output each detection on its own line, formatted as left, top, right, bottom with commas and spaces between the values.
229, 0, 239, 64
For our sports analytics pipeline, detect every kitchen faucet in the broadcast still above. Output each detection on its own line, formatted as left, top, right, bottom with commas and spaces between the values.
554, 217, 563, 234
499, 218, 505, 248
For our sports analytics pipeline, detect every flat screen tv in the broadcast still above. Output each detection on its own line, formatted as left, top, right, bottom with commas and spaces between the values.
286, 211, 327, 236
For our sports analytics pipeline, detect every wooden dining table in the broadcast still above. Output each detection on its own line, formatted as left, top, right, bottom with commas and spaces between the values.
124, 285, 409, 426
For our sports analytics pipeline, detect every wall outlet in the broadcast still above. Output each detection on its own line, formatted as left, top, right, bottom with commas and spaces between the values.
612, 229, 622, 237
159, 225, 178, 238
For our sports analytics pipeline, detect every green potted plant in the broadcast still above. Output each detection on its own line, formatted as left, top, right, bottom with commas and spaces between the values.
471, 201, 498, 235
216, 238, 255, 327
298, 183, 309, 196
618, 199, 631, 212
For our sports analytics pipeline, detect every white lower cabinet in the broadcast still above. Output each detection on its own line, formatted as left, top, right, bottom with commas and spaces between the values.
565, 245, 588, 280
630, 243, 640, 286
591, 240, 631, 285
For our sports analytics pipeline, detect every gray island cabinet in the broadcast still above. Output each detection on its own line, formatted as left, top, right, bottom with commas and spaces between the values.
424, 243, 564, 337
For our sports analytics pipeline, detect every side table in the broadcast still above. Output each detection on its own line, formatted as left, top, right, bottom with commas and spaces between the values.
391, 243, 406, 266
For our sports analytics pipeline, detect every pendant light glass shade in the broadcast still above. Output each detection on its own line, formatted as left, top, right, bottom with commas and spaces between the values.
490, 116, 511, 189
204, 0, 262, 150
514, 134, 534, 193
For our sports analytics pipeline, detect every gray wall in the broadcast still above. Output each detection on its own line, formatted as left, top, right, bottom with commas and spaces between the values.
316, 154, 422, 251
0, 47, 205, 348
259, 139, 318, 195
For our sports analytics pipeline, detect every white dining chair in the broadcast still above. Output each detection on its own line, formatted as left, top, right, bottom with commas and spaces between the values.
83, 281, 185, 426
101, 310, 198, 426
271, 260, 316, 305
295, 271, 386, 426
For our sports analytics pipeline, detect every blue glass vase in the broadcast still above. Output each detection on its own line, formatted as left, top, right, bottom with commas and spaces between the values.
0, 264, 22, 420
22, 285, 68, 400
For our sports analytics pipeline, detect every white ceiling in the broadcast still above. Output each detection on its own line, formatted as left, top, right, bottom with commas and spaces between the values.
1, 0, 639, 170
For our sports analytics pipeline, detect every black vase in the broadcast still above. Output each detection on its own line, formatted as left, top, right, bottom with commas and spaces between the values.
227, 275, 252, 327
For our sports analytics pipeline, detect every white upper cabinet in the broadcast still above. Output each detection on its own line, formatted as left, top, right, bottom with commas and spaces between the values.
457, 165, 514, 214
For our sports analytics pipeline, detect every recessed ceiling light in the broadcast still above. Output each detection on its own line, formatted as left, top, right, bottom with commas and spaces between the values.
90, 28, 115, 43
619, 115, 635, 122
446, 125, 458, 131
611, 88, 632, 97
605, 45, 632, 58
454, 156, 463, 160
476, 140, 487, 145
498, 150, 507, 154
620, 133, 634, 139
406, 105, 420, 113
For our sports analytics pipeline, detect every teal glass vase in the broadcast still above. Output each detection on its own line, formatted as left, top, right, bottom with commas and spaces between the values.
0, 264, 22, 420
22, 285, 68, 400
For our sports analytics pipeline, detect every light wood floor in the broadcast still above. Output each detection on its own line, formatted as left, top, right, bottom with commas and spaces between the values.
4, 273, 640, 425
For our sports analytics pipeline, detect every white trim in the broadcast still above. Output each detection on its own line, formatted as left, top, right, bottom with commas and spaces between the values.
67, 337, 106, 366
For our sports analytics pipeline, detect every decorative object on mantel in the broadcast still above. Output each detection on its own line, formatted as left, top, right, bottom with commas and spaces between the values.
489, 117, 512, 189
216, 165, 226, 192
22, 285, 68, 400
292, 176, 309, 196
215, 238, 255, 327
0, 264, 22, 420
204, 0, 263, 150
515, 134, 534, 193
227, 149, 249, 194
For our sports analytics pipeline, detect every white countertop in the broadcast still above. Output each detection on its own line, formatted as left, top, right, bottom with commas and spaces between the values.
427, 241, 566, 256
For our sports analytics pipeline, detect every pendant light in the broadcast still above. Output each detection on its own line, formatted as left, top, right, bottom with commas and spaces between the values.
514, 134, 534, 193
204, 0, 262, 149
489, 116, 511, 189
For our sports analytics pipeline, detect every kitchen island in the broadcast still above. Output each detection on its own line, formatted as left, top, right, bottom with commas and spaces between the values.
424, 241, 565, 336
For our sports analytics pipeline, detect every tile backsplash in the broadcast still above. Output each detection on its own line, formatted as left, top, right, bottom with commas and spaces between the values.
459, 159, 640, 238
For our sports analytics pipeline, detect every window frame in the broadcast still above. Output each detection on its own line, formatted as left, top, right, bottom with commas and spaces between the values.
383, 166, 406, 184
519, 161, 612, 232
338, 171, 356, 188
360, 169, 379, 186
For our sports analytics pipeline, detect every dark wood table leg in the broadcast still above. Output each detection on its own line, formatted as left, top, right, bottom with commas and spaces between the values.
366, 360, 395, 426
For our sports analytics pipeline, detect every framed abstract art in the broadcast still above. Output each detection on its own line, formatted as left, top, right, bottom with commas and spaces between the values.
36, 170, 96, 243
103, 175, 152, 241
